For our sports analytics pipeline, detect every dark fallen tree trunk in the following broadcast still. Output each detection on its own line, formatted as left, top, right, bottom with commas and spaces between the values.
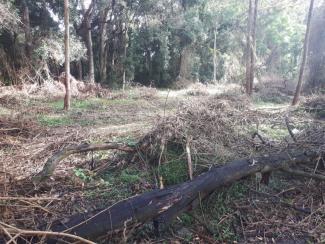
47, 151, 317, 242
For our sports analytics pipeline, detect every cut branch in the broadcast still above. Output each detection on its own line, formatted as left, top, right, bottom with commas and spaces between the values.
45, 151, 317, 242
32, 143, 135, 182
282, 167, 325, 181
285, 115, 297, 142
0, 221, 95, 244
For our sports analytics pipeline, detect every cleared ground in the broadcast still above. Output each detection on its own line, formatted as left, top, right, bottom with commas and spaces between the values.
0, 86, 324, 243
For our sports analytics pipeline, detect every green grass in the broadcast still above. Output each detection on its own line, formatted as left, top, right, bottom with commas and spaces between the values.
253, 100, 289, 109
48, 98, 108, 110
38, 114, 73, 127
120, 169, 143, 184
259, 124, 288, 140
198, 183, 248, 242
100, 165, 150, 199
108, 98, 136, 105
0, 106, 11, 115
157, 143, 188, 186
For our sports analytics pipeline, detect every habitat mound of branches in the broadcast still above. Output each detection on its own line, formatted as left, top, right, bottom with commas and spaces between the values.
137, 94, 273, 170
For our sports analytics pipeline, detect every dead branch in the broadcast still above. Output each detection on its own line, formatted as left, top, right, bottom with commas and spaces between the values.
32, 142, 135, 183
285, 115, 297, 142
282, 168, 325, 181
0, 197, 61, 201
0, 221, 95, 244
186, 137, 193, 180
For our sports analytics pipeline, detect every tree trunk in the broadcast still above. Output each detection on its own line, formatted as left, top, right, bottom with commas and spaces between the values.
77, 60, 83, 81
248, 0, 259, 96
122, 27, 128, 91
47, 151, 316, 242
292, 0, 315, 105
245, 0, 253, 94
81, 0, 95, 84
179, 46, 193, 81
99, 8, 110, 83
64, 0, 71, 111
213, 27, 217, 83
22, 1, 32, 58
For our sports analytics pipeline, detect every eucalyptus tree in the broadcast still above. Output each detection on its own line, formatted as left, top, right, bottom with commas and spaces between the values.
307, 1, 325, 91
64, 0, 70, 110
292, 0, 314, 105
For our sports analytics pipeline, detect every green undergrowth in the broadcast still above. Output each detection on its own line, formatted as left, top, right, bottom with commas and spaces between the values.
47, 97, 137, 111
38, 114, 73, 127
48, 98, 108, 110
98, 165, 151, 200
193, 182, 248, 242
259, 124, 288, 140
158, 143, 188, 186
253, 99, 289, 109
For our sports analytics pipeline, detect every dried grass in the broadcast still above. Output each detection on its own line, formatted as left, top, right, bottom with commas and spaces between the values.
303, 94, 325, 112
137, 94, 258, 169
138, 93, 324, 171
185, 83, 209, 96
0, 91, 324, 243
0, 79, 111, 102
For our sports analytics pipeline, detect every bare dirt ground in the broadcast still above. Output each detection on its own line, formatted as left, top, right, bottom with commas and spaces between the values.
0, 85, 324, 243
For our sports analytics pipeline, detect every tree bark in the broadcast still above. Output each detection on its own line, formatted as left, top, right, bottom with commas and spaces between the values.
46, 151, 316, 242
22, 1, 32, 58
245, 0, 253, 94
81, 0, 95, 84
248, 0, 259, 96
122, 26, 128, 91
292, 0, 315, 105
77, 60, 83, 81
64, 0, 71, 110
213, 27, 217, 83
99, 8, 110, 83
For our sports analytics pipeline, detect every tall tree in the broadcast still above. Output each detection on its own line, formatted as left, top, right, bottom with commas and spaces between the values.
99, 7, 110, 83
249, 0, 259, 96
292, 0, 314, 105
81, 0, 95, 83
213, 27, 217, 83
245, 0, 253, 94
22, 0, 31, 58
64, 0, 71, 110
306, 1, 325, 91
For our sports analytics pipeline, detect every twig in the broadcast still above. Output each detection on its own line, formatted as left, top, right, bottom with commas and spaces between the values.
248, 187, 311, 214
163, 89, 170, 118
282, 168, 325, 181
186, 137, 193, 180
299, 204, 325, 224
0, 221, 95, 244
0, 128, 20, 132
0, 197, 61, 201
252, 132, 267, 144
285, 115, 297, 142
186, 213, 214, 235
19, 199, 54, 215
32, 142, 135, 182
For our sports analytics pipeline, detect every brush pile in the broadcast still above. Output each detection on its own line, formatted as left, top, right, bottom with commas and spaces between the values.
137, 93, 325, 172
137, 94, 260, 169
303, 94, 325, 119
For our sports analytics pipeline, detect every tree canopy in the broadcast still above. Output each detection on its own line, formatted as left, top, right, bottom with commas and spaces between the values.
0, 0, 323, 90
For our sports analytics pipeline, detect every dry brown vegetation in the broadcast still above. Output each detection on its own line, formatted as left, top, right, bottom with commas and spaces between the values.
0, 85, 324, 243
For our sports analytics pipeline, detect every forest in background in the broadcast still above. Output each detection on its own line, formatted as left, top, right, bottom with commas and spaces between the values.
0, 0, 324, 90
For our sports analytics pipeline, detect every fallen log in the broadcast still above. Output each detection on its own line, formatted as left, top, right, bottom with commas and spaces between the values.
46, 150, 318, 242
32, 142, 135, 182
